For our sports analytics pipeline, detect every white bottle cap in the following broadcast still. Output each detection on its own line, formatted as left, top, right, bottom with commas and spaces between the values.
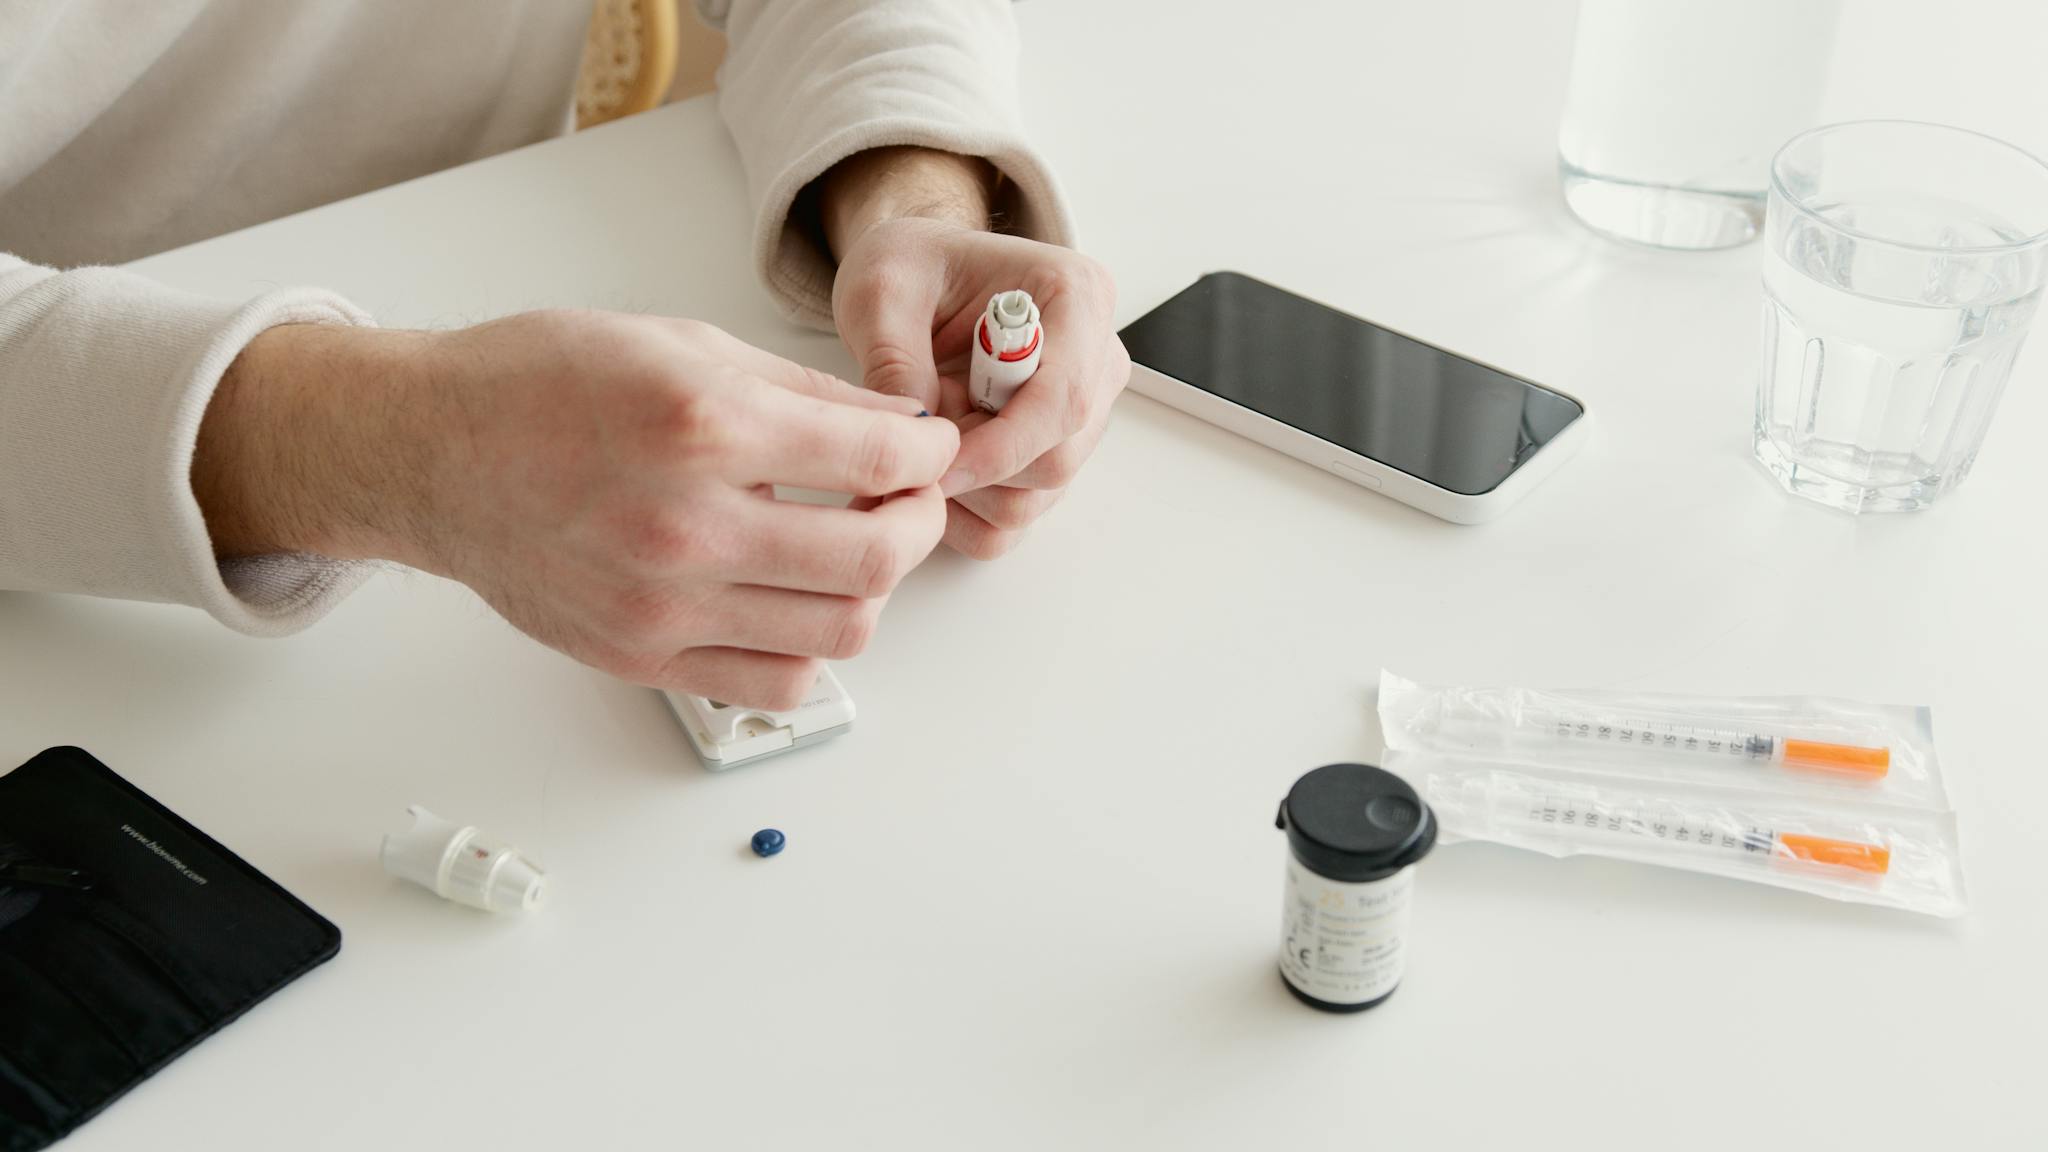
381, 805, 547, 913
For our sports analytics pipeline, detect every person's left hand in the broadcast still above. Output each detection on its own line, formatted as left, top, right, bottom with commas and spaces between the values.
833, 216, 1130, 558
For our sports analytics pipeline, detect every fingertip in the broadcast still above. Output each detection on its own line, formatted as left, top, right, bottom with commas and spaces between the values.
895, 481, 948, 506
919, 409, 962, 450
901, 482, 952, 541
897, 413, 960, 494
949, 416, 1037, 492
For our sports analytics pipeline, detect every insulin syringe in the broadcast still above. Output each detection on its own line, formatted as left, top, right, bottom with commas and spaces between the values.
1519, 709, 1891, 778
1511, 791, 1891, 877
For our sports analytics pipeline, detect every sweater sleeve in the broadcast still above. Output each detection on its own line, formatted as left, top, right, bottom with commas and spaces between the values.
0, 253, 375, 636
695, 0, 1076, 330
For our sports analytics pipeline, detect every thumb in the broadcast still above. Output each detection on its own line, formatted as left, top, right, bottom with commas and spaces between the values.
836, 268, 945, 412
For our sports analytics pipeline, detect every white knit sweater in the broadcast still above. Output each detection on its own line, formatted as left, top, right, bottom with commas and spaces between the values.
0, 0, 1071, 634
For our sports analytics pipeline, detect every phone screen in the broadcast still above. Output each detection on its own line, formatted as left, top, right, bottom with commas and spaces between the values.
1118, 272, 1584, 495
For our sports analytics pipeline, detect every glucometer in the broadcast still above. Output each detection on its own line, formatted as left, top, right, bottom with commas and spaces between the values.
663, 667, 856, 770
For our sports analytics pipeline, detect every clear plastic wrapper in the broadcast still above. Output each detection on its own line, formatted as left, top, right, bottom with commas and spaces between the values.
1378, 672, 1967, 917
1379, 671, 1942, 806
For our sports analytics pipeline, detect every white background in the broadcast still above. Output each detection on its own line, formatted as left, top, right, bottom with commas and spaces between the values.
6, 1, 2043, 1147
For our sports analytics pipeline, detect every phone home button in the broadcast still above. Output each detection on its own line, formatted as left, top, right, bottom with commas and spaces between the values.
1329, 461, 1383, 490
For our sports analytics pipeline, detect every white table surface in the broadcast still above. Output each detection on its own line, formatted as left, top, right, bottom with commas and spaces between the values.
11, 1, 2046, 1147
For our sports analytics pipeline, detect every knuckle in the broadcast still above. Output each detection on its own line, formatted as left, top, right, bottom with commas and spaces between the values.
619, 510, 681, 569
1061, 375, 1094, 436
979, 489, 1040, 532
1087, 258, 1118, 303
859, 340, 925, 399
850, 416, 905, 492
1042, 254, 1114, 303
649, 380, 720, 450
948, 508, 1019, 560
823, 601, 879, 660
847, 531, 905, 598
1041, 261, 1093, 299
1035, 443, 1083, 488
962, 525, 1019, 560
800, 364, 844, 395
622, 506, 716, 573
1107, 337, 1133, 392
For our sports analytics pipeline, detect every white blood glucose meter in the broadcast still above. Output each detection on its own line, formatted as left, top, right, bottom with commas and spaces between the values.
663, 667, 856, 770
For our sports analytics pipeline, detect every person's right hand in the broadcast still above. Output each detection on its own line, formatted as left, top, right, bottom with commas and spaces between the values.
196, 311, 959, 709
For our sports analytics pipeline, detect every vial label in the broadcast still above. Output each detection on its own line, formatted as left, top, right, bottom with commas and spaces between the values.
1279, 857, 1415, 1006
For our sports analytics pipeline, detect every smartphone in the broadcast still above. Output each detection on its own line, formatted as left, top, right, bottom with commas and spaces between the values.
1119, 272, 1588, 523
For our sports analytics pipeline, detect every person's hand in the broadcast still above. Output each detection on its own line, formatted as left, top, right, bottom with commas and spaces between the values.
195, 312, 959, 709
821, 148, 1131, 558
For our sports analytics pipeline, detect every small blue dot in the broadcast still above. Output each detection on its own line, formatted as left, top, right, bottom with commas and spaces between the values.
751, 829, 786, 857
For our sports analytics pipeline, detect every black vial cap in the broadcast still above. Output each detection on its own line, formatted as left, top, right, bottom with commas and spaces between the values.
1276, 763, 1436, 882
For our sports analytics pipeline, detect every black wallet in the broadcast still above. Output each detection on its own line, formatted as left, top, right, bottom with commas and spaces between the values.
0, 747, 341, 1152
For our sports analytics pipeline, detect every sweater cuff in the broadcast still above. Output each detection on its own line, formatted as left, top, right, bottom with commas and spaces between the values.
0, 263, 374, 636
710, 0, 1075, 331
759, 120, 1073, 330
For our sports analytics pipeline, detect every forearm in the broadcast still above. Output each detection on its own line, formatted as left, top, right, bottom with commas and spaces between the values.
707, 0, 1072, 328
819, 146, 998, 261
0, 253, 374, 632
193, 324, 438, 567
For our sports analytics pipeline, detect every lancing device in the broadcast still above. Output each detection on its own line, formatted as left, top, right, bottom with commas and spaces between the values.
969, 289, 1044, 413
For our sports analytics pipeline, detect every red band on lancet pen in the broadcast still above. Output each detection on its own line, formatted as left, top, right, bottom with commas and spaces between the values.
977, 318, 1042, 363
998, 328, 1040, 363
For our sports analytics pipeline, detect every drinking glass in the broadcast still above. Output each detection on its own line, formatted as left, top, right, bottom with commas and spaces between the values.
1756, 121, 2048, 512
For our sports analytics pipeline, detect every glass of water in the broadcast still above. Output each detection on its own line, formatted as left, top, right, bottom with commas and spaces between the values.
1756, 121, 2048, 512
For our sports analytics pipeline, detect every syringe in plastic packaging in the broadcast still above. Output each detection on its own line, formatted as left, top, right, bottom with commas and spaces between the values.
1517, 708, 1891, 778
1505, 789, 1891, 877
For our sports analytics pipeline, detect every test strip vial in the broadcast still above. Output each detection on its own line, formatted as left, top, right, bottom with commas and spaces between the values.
1274, 763, 1437, 1012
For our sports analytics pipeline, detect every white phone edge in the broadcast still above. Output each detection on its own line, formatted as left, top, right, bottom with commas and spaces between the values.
1126, 362, 1590, 524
